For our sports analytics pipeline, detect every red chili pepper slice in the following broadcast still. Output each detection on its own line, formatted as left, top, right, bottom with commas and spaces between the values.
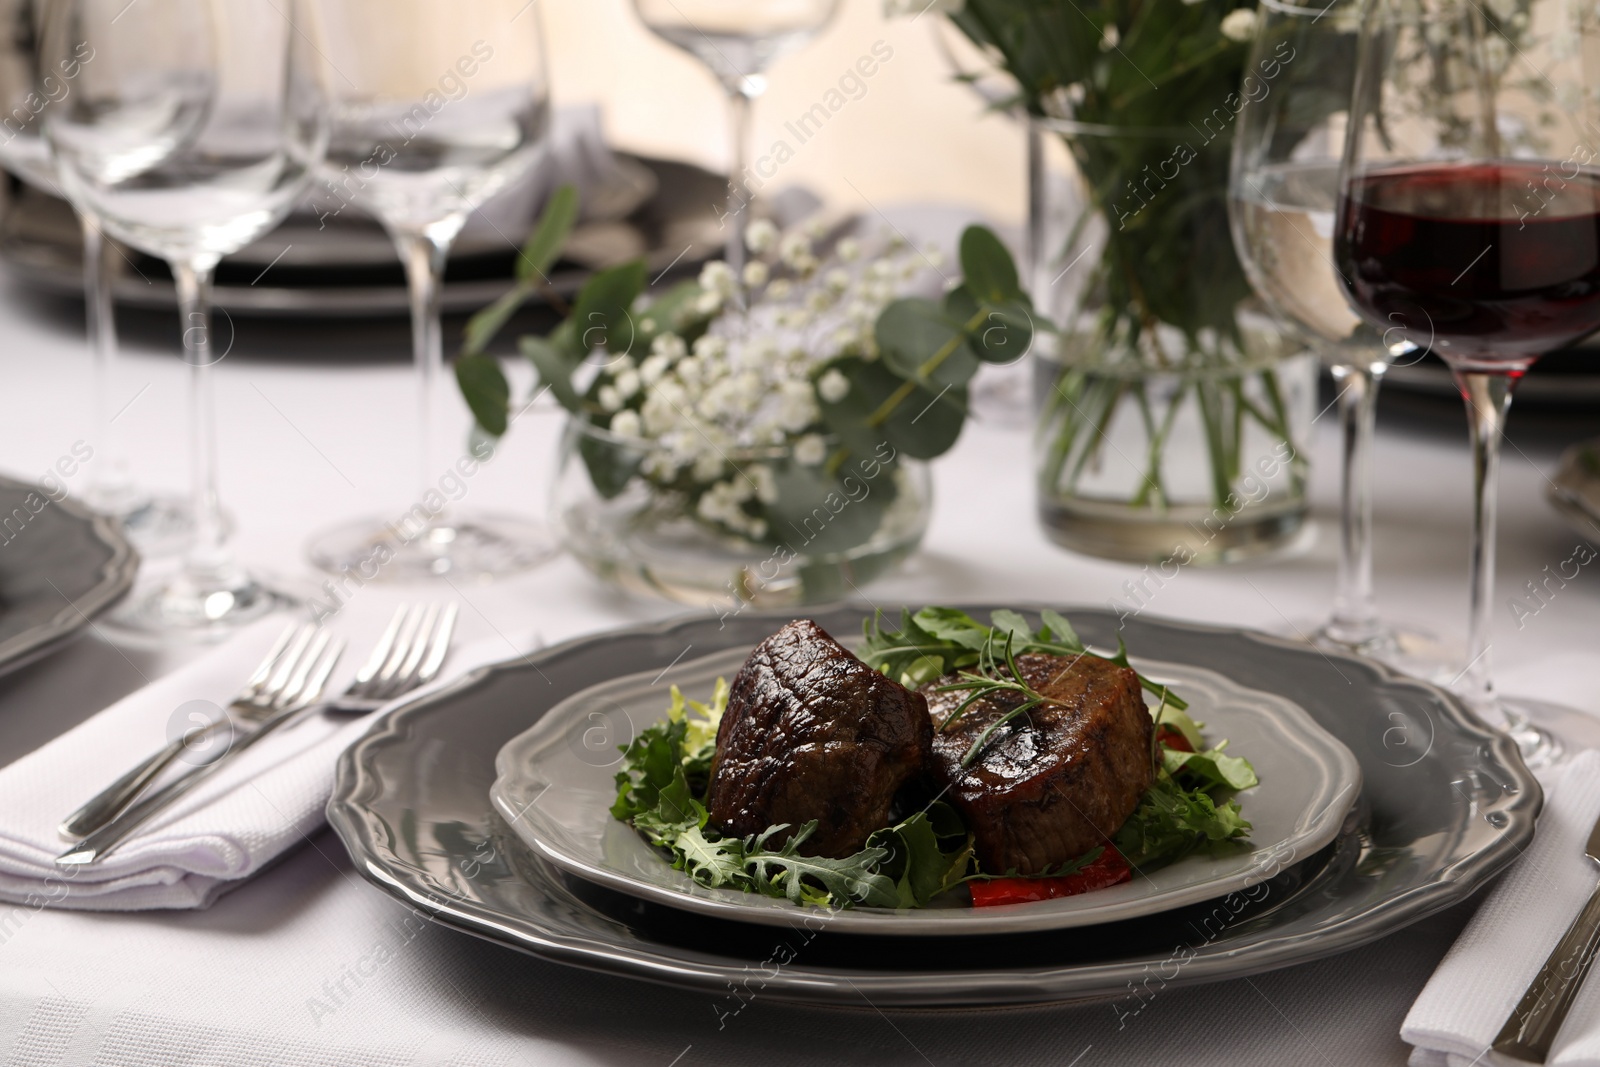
1155, 726, 1193, 752
969, 847, 1132, 907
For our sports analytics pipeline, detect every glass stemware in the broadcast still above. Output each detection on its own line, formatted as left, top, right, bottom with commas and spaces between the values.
630, 0, 840, 275
303, 0, 556, 582
43, 0, 327, 638
1228, 0, 1453, 675
0, 0, 190, 550
1336, 0, 1600, 765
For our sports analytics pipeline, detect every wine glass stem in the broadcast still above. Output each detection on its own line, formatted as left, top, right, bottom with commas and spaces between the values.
1456, 369, 1516, 713
79, 211, 134, 510
1325, 358, 1385, 646
171, 257, 237, 585
395, 228, 452, 526
723, 87, 755, 275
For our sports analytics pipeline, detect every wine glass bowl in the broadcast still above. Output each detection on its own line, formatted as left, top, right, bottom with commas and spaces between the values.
303, 0, 557, 583
1228, 0, 1456, 669
43, 0, 327, 636
1333, 0, 1600, 763
629, 0, 839, 269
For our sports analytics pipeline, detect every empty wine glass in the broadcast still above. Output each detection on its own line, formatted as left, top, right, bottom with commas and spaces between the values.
303, 0, 557, 582
1336, 0, 1600, 765
43, 0, 327, 638
1228, 0, 1454, 676
630, 0, 840, 274
0, 0, 190, 550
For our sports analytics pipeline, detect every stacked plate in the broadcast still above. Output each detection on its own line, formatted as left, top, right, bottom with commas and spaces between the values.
327, 604, 1541, 1009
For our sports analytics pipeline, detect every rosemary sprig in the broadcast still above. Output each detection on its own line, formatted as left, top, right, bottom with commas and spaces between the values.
931, 629, 1059, 768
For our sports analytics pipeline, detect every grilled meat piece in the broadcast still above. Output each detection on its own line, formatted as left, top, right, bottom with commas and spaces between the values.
707, 620, 933, 858
924, 653, 1153, 875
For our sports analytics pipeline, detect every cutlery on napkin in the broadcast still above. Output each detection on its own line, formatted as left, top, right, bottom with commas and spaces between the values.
0, 614, 535, 911
1406, 750, 1600, 1067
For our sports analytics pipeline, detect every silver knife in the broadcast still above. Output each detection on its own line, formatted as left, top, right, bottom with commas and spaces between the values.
1493, 810, 1600, 1062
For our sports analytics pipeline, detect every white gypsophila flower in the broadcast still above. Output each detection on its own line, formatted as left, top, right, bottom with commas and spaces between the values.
745, 218, 779, 255
699, 260, 738, 298
652, 332, 687, 360
780, 232, 813, 269
743, 260, 770, 288
598, 385, 623, 412
794, 434, 827, 466
614, 369, 642, 399
638, 317, 656, 334
767, 279, 793, 301
610, 409, 642, 439
1220, 9, 1257, 42
1099, 23, 1120, 51
825, 268, 852, 294
693, 334, 729, 361
837, 237, 862, 263
695, 291, 724, 315
817, 368, 851, 404
692, 451, 724, 482
749, 464, 779, 505
639, 354, 670, 386
884, 0, 964, 14
777, 380, 820, 431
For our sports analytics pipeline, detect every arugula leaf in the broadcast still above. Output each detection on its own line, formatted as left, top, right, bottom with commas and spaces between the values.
745, 823, 899, 907
867, 801, 974, 908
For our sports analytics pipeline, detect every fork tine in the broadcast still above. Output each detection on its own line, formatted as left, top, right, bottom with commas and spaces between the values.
274, 630, 331, 709
296, 638, 345, 707
261, 625, 316, 706
372, 605, 422, 692
385, 603, 439, 697
414, 604, 457, 687
353, 605, 407, 688
238, 623, 299, 702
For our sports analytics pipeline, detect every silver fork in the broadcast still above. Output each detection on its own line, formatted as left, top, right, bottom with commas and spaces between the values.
55, 603, 457, 867
60, 622, 338, 840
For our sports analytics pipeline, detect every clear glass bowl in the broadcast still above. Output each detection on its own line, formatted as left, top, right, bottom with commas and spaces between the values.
550, 420, 933, 607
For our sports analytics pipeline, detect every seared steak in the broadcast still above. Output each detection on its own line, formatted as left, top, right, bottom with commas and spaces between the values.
924, 653, 1153, 875
707, 620, 932, 857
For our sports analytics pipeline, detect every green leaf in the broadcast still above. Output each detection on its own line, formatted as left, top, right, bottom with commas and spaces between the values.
867, 802, 974, 908
989, 609, 1034, 642
959, 225, 1023, 305
1039, 609, 1084, 651
1163, 746, 1259, 792
520, 336, 583, 414
761, 459, 898, 556
817, 357, 967, 462
454, 354, 510, 437
911, 607, 992, 650
744, 823, 899, 907
569, 260, 647, 360
945, 286, 1035, 365
874, 298, 980, 390
461, 283, 533, 358
578, 426, 641, 501
517, 184, 579, 283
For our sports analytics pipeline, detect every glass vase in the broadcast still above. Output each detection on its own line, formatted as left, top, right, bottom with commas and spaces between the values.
551, 420, 933, 608
1030, 117, 1314, 564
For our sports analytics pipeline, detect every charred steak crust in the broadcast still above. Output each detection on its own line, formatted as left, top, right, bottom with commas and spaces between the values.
706, 620, 933, 858
923, 653, 1153, 876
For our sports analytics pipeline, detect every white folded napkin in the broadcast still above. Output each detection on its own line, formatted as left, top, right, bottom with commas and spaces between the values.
1406, 749, 1600, 1067
0, 616, 535, 911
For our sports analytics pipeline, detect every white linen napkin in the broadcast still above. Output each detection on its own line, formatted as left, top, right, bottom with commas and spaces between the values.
1406, 749, 1600, 1067
0, 616, 535, 912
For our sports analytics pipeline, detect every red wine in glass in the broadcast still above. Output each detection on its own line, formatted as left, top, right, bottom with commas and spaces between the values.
1337, 161, 1600, 371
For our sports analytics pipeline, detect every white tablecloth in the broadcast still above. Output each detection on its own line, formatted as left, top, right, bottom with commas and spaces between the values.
0, 259, 1596, 1064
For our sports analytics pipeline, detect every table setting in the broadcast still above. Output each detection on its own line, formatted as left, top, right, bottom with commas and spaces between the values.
0, 0, 1597, 1065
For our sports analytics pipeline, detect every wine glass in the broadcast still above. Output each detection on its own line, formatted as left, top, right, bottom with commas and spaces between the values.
0, 0, 190, 550
1336, 0, 1600, 764
630, 0, 840, 275
1228, 0, 1454, 675
43, 0, 327, 638
303, 0, 556, 582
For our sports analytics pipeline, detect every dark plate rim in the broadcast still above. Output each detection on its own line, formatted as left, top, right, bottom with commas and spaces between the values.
0, 474, 138, 674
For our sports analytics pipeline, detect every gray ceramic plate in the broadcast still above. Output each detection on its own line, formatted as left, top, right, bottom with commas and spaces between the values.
491, 647, 1361, 936
327, 605, 1540, 1008
0, 475, 138, 675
